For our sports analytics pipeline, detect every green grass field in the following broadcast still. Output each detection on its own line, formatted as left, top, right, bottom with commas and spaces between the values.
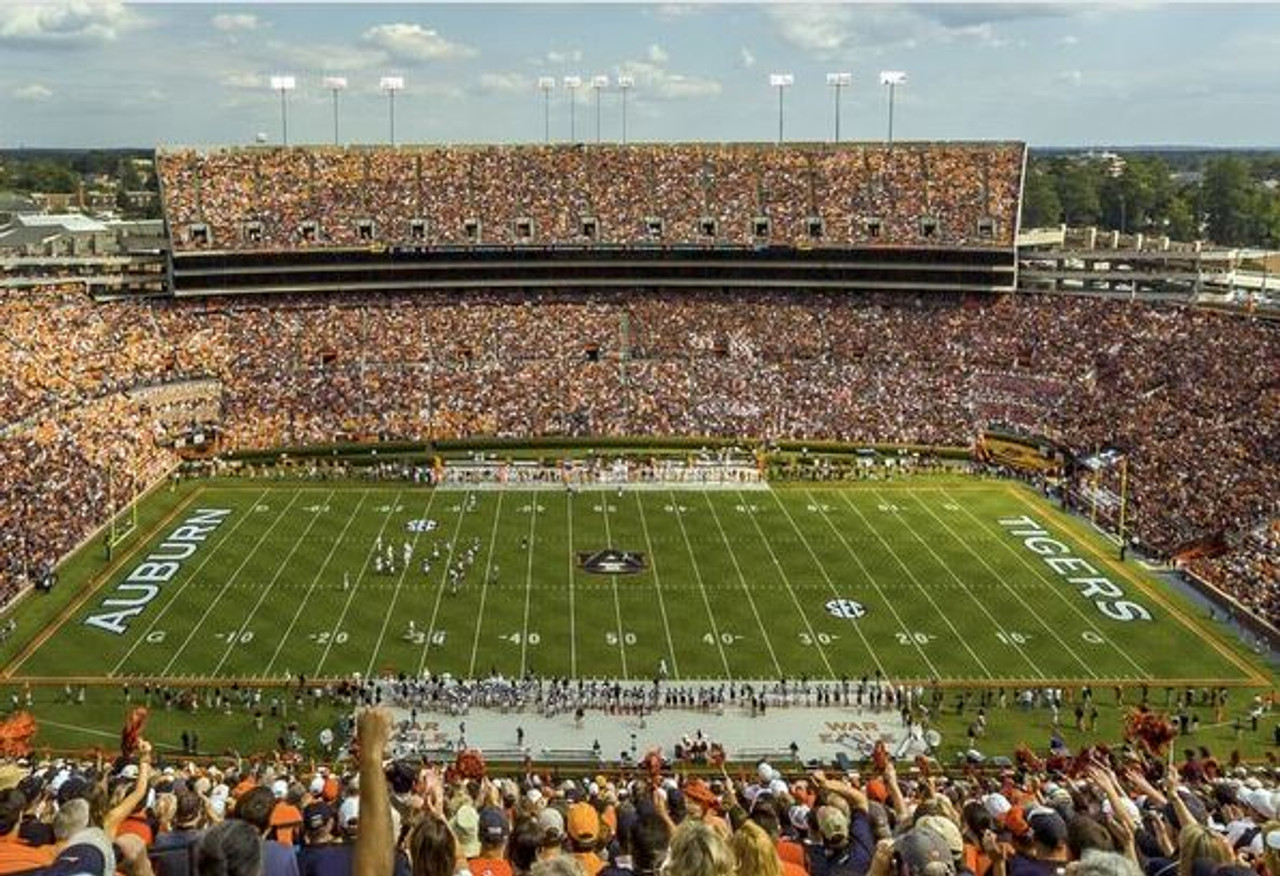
1, 475, 1266, 689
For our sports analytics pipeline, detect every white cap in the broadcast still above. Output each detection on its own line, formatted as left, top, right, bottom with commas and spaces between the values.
526, 788, 543, 805
340, 797, 360, 827
272, 779, 289, 799
310, 776, 326, 794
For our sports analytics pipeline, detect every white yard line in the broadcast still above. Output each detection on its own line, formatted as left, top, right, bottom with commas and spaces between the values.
633, 492, 681, 680
832, 489, 993, 679
871, 489, 1049, 680
764, 488, 890, 679
208, 490, 336, 676
598, 494, 630, 680
364, 490, 440, 678
519, 491, 540, 677
314, 489, 405, 677
667, 489, 733, 677
263, 490, 370, 677
111, 488, 269, 677
567, 491, 577, 677
160, 491, 302, 677
702, 491, 788, 678
468, 491, 506, 677
418, 490, 473, 677
938, 488, 1148, 677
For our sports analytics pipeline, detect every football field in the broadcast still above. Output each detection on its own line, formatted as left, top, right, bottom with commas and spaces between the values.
2, 478, 1265, 687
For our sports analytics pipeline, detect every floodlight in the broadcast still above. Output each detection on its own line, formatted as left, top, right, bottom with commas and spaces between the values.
380, 76, 405, 91
592, 75, 610, 89
538, 76, 556, 90
380, 76, 405, 145
769, 73, 795, 87
563, 75, 582, 88
617, 75, 635, 89
826, 72, 852, 87
879, 70, 907, 86
270, 75, 296, 91
322, 76, 348, 90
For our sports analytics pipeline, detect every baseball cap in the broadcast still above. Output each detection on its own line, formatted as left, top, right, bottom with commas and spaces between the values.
915, 816, 964, 860
45, 827, 115, 876
271, 779, 289, 799
480, 806, 510, 845
896, 826, 957, 876
789, 805, 811, 833
538, 807, 566, 844
304, 802, 334, 833
568, 802, 600, 843
338, 797, 360, 830
452, 804, 481, 858
817, 806, 849, 843
1029, 809, 1068, 850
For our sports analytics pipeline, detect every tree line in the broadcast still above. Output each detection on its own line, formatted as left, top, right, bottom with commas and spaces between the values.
1021, 151, 1280, 248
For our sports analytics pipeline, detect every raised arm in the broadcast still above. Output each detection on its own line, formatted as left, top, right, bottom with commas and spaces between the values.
355, 708, 395, 876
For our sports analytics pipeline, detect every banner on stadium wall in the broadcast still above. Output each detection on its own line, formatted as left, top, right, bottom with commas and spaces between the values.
975, 428, 1069, 474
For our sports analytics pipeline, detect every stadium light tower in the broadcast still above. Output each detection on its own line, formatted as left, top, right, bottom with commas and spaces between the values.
879, 70, 907, 147
618, 75, 635, 145
563, 76, 582, 143
591, 75, 609, 144
380, 76, 405, 146
538, 76, 556, 143
769, 73, 794, 144
322, 76, 347, 146
270, 75, 296, 146
826, 72, 852, 143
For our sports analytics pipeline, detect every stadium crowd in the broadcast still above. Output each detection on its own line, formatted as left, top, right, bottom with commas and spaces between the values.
6, 706, 1280, 876
0, 285, 1275, 628
155, 144, 1024, 251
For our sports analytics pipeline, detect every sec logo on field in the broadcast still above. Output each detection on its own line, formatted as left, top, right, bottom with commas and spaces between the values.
406, 519, 438, 533
825, 598, 867, 620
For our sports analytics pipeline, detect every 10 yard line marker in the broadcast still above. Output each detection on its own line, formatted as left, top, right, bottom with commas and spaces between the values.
836, 489, 994, 680
209, 490, 337, 677
160, 491, 303, 677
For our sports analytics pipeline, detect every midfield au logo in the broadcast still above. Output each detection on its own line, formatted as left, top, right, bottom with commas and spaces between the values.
578, 549, 647, 576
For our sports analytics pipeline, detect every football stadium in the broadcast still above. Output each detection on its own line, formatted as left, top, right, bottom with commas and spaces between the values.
0, 4, 1278, 875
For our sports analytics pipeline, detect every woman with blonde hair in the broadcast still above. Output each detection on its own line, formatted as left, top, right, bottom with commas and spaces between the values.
665, 821, 735, 876
731, 822, 784, 876
1176, 824, 1232, 876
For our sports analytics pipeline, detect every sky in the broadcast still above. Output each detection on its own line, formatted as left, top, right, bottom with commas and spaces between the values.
3, 1, 1280, 149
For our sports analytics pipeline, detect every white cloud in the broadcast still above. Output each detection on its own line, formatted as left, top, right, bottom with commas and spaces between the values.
478, 72, 532, 94
221, 72, 264, 90
268, 40, 386, 73
13, 83, 53, 101
647, 44, 669, 64
766, 5, 856, 57
545, 48, 583, 65
363, 23, 476, 64
212, 13, 259, 33
1057, 69, 1084, 86
652, 5, 700, 22
739, 47, 756, 69
617, 59, 721, 101
0, 0, 143, 46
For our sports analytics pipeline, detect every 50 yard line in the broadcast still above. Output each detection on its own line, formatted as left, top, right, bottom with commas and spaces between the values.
599, 492, 629, 680
633, 492, 680, 680
364, 489, 439, 678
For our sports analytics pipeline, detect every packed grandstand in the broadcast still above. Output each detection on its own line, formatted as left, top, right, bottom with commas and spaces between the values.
0, 135, 1278, 876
